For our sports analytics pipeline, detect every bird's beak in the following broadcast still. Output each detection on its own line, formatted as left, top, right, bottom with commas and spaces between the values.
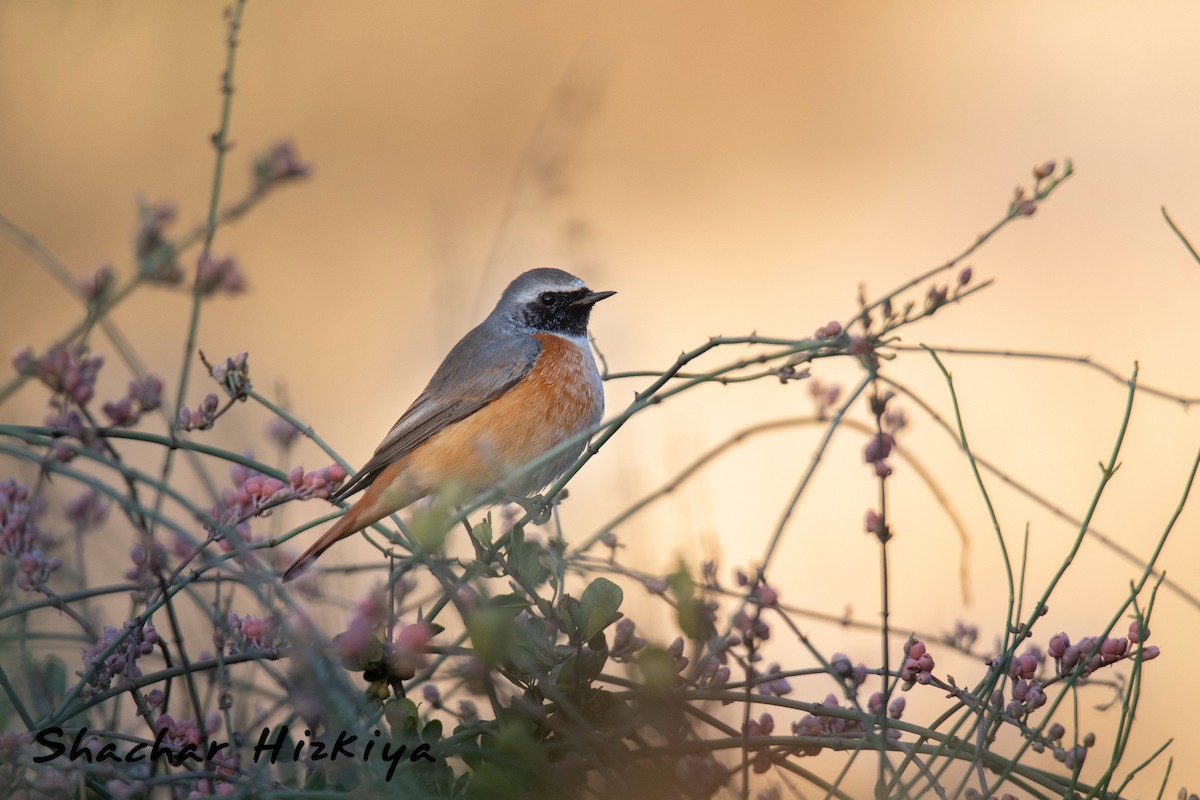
571, 290, 617, 307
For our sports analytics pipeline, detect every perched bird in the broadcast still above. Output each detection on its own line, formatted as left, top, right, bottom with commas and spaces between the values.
281, 268, 614, 581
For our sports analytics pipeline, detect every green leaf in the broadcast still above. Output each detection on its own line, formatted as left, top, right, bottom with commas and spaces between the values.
569, 644, 607, 686
513, 540, 547, 587
508, 615, 558, 677
410, 480, 467, 552
453, 770, 471, 793
489, 592, 532, 612
578, 577, 623, 640
676, 596, 712, 641
422, 718, 443, 745
385, 697, 420, 738
463, 560, 501, 580
577, 688, 632, 728
561, 595, 583, 639
466, 607, 518, 666
472, 514, 493, 547
634, 646, 685, 734
667, 563, 695, 602
635, 646, 677, 694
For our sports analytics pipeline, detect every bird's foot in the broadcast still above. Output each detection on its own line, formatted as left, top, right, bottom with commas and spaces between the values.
508, 492, 559, 525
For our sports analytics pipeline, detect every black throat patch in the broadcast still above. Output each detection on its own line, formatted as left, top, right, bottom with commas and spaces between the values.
521, 287, 593, 337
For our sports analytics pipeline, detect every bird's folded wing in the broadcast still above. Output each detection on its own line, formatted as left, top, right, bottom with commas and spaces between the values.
329, 329, 541, 504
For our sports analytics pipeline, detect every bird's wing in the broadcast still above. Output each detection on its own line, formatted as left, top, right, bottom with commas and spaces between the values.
329, 329, 541, 504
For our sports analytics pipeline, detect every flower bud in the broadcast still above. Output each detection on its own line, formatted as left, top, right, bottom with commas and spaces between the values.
1033, 160, 1056, 180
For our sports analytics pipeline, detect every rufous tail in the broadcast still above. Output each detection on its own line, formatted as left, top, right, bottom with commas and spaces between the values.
281, 460, 411, 582
280, 502, 369, 582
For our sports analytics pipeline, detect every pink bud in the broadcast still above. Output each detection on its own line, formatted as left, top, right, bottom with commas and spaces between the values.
396, 621, 433, 653
1100, 637, 1127, 661
851, 663, 867, 686
754, 584, 778, 607
1062, 645, 1080, 668
12, 346, 35, 373
1048, 632, 1068, 659
814, 321, 842, 338
863, 433, 894, 463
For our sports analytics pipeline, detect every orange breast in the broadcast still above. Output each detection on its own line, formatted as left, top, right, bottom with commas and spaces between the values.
403, 333, 603, 497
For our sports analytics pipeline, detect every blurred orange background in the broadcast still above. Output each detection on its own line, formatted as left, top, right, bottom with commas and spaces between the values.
3, 2, 1200, 794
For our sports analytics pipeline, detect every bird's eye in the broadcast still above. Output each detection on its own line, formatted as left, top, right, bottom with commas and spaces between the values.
539, 292, 557, 307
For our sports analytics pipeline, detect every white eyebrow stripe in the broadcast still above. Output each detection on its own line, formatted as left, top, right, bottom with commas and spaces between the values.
510, 283, 588, 304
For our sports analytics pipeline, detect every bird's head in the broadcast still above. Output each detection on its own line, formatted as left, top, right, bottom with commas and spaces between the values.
495, 268, 615, 338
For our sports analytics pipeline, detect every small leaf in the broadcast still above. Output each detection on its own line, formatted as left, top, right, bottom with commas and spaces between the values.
472, 514, 493, 547
578, 577, 623, 640
411, 480, 467, 552
467, 607, 518, 666
635, 647, 677, 695
667, 563, 695, 603
561, 595, 583, 639
573, 643, 607, 685
490, 592, 533, 612
422, 718, 443, 745
513, 540, 547, 587
676, 597, 712, 641
634, 646, 685, 734
385, 697, 420, 738
508, 616, 558, 677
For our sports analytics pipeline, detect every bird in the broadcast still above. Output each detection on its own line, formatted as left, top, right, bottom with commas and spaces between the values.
281, 268, 614, 582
